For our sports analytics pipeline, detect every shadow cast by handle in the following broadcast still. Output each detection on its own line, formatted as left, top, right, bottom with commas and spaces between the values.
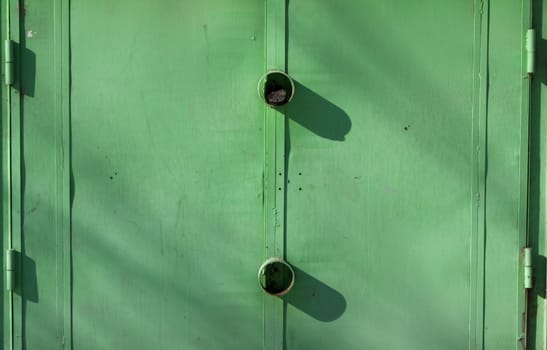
12, 41, 36, 97
12, 251, 39, 303
282, 265, 347, 322
278, 81, 351, 141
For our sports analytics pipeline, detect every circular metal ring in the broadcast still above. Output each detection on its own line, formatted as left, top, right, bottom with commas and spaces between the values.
257, 257, 295, 296
257, 70, 295, 107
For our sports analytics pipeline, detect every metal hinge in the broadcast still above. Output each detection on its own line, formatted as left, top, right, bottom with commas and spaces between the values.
4, 39, 14, 86
6, 249, 15, 291
524, 247, 533, 289
526, 29, 536, 75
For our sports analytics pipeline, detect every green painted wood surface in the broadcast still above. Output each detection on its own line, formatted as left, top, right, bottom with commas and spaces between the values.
1, 0, 534, 349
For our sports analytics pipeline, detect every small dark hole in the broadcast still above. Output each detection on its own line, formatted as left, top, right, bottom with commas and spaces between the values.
298, 187, 302, 191
278, 187, 282, 191
298, 172, 302, 176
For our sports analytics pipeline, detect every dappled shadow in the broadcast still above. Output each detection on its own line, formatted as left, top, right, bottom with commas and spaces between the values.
14, 1, 531, 350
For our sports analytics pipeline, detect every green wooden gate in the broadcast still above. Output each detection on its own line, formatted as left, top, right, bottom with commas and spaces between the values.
0, 0, 539, 349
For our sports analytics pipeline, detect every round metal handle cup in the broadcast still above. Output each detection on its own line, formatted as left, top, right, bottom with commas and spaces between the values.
258, 71, 295, 107
258, 257, 295, 296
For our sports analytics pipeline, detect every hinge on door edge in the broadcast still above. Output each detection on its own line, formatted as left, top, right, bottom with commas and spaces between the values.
6, 249, 15, 291
4, 39, 13, 86
526, 29, 536, 76
524, 247, 533, 289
